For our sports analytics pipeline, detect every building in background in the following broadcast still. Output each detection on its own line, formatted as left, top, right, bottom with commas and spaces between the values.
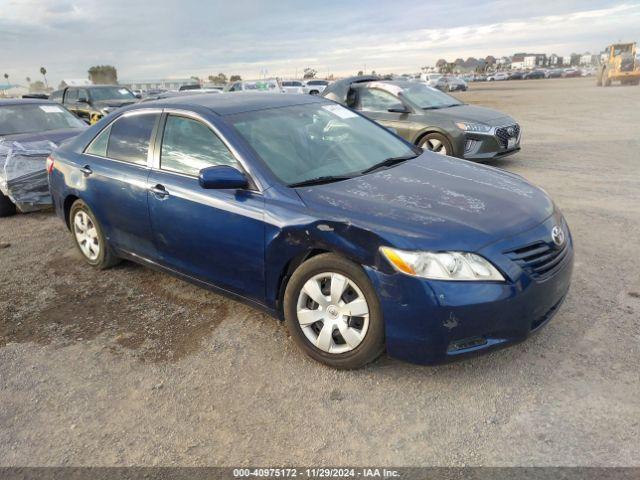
121, 78, 200, 91
524, 54, 547, 68
510, 54, 526, 69
548, 54, 563, 66
0, 84, 29, 98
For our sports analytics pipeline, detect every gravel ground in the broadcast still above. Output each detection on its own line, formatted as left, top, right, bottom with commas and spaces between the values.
0, 77, 639, 467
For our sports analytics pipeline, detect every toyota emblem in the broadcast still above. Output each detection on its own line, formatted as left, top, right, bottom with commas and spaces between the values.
551, 226, 565, 247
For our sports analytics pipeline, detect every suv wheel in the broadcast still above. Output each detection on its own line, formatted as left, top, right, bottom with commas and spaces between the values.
284, 253, 385, 369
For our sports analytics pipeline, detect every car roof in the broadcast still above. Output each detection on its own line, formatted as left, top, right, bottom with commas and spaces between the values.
0, 98, 58, 107
138, 92, 326, 116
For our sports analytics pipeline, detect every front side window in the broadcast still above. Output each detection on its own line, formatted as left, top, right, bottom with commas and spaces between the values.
105, 113, 158, 165
160, 115, 238, 176
230, 103, 416, 185
357, 88, 399, 112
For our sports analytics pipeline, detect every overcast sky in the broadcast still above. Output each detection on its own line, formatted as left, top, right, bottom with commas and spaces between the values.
1, 0, 639, 86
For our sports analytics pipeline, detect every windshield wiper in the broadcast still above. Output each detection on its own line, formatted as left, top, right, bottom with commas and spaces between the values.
288, 175, 355, 188
423, 104, 462, 110
361, 154, 419, 174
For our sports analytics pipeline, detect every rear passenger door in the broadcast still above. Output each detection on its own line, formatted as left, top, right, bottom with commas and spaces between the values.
81, 110, 160, 258
147, 112, 265, 301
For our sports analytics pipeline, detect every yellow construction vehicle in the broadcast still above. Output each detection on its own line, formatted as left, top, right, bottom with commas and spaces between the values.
597, 42, 640, 86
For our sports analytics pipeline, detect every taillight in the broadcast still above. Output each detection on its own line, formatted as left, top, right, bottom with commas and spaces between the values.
46, 156, 55, 174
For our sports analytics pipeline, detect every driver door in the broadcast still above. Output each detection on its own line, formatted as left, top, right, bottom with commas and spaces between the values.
351, 88, 414, 139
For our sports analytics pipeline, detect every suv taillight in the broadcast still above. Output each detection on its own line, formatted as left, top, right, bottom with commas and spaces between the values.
46, 156, 55, 174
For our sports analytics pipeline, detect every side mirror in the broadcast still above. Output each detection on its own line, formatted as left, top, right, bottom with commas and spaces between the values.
134, 93, 142, 99
199, 165, 248, 190
387, 104, 410, 114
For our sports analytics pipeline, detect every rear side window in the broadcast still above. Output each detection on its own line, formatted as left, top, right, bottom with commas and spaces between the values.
160, 115, 238, 176
85, 125, 111, 157
106, 114, 158, 165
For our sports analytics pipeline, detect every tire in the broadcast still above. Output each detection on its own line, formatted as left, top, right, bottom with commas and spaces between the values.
603, 68, 612, 87
283, 253, 385, 369
69, 199, 119, 269
0, 191, 17, 217
418, 132, 453, 156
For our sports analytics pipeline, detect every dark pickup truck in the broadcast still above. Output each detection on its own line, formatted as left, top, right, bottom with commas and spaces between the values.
50, 85, 138, 124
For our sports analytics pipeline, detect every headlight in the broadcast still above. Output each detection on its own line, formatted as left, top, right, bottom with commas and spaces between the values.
380, 247, 505, 281
455, 122, 492, 133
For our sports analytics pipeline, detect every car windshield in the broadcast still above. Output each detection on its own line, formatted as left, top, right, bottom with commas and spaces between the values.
0, 104, 86, 135
229, 103, 417, 185
400, 83, 462, 109
90, 87, 136, 101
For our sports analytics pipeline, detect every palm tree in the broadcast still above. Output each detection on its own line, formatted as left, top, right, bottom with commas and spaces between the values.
3, 73, 9, 87
26, 76, 31, 84
40, 67, 48, 87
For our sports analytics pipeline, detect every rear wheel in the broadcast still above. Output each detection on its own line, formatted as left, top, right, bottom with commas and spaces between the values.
284, 253, 385, 369
0, 191, 17, 217
419, 132, 453, 156
69, 200, 119, 269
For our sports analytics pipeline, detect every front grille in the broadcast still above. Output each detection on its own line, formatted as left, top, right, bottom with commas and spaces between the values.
504, 238, 569, 279
495, 124, 520, 148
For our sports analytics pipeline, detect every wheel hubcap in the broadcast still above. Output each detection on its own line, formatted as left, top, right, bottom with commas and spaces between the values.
296, 272, 370, 354
424, 138, 447, 155
73, 210, 100, 261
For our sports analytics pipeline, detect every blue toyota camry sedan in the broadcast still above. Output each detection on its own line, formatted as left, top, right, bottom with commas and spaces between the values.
48, 93, 573, 369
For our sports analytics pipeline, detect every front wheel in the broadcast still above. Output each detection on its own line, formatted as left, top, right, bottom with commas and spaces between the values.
69, 200, 119, 269
419, 132, 453, 156
284, 253, 385, 369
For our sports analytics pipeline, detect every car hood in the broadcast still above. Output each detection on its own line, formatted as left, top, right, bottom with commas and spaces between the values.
0, 128, 85, 145
424, 104, 513, 125
296, 154, 554, 252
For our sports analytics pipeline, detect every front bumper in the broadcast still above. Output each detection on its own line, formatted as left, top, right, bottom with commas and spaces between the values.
456, 123, 522, 161
366, 215, 574, 365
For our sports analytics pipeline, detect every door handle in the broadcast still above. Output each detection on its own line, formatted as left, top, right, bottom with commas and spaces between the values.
79, 165, 92, 176
149, 184, 169, 198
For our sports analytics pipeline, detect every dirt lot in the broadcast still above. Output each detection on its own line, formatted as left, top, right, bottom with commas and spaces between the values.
1, 77, 639, 467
